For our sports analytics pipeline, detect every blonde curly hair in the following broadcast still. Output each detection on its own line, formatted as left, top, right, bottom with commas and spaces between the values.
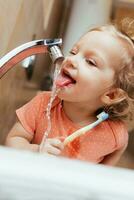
91, 18, 134, 121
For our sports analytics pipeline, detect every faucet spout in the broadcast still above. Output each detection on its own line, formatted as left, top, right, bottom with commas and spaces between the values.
0, 38, 64, 78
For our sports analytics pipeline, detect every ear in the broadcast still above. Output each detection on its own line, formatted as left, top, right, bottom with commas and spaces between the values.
100, 88, 126, 105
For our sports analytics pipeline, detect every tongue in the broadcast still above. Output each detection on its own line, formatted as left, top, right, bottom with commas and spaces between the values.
55, 73, 74, 87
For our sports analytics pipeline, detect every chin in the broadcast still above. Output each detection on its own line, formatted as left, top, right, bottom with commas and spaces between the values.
57, 91, 74, 102
57, 92, 68, 101
57, 85, 81, 101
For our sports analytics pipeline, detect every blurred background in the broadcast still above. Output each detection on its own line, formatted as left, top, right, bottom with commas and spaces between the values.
0, 0, 133, 169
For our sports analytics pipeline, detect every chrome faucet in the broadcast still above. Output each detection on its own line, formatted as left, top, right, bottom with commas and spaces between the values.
0, 38, 64, 78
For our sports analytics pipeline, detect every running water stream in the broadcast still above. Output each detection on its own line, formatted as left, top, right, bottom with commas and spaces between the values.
39, 62, 62, 152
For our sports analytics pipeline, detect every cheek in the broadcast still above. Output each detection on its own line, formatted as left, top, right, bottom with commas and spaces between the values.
79, 70, 114, 93
101, 70, 115, 88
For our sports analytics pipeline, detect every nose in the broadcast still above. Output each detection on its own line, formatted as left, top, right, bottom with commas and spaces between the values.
62, 55, 77, 69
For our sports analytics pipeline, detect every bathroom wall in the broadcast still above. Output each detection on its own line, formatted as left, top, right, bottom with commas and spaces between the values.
0, 0, 66, 144
63, 0, 113, 55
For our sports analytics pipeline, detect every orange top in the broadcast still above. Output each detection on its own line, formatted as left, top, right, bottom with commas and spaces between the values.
16, 91, 128, 163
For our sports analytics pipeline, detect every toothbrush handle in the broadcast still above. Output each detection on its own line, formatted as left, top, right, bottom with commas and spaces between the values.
64, 120, 100, 146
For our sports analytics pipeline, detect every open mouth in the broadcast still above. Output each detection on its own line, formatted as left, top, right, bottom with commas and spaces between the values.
62, 69, 76, 84
55, 68, 76, 87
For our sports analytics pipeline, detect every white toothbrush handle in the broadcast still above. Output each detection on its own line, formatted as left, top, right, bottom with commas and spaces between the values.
64, 120, 101, 146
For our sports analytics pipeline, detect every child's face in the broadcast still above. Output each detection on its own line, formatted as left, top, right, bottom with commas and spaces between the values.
57, 31, 123, 105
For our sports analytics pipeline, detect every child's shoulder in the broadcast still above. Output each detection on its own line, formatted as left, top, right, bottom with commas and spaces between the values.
106, 119, 128, 149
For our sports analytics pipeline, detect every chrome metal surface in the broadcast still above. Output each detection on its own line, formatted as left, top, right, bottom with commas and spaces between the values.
49, 45, 64, 63
0, 39, 63, 78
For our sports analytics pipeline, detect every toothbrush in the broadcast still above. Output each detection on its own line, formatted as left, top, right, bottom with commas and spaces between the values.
63, 111, 109, 146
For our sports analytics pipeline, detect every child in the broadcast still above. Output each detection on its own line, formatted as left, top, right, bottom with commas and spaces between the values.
5, 20, 134, 165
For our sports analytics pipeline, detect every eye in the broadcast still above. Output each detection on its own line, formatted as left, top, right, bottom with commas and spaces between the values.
69, 50, 76, 55
86, 59, 97, 67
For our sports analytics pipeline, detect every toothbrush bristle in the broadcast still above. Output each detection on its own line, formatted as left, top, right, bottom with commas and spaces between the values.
97, 111, 109, 120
